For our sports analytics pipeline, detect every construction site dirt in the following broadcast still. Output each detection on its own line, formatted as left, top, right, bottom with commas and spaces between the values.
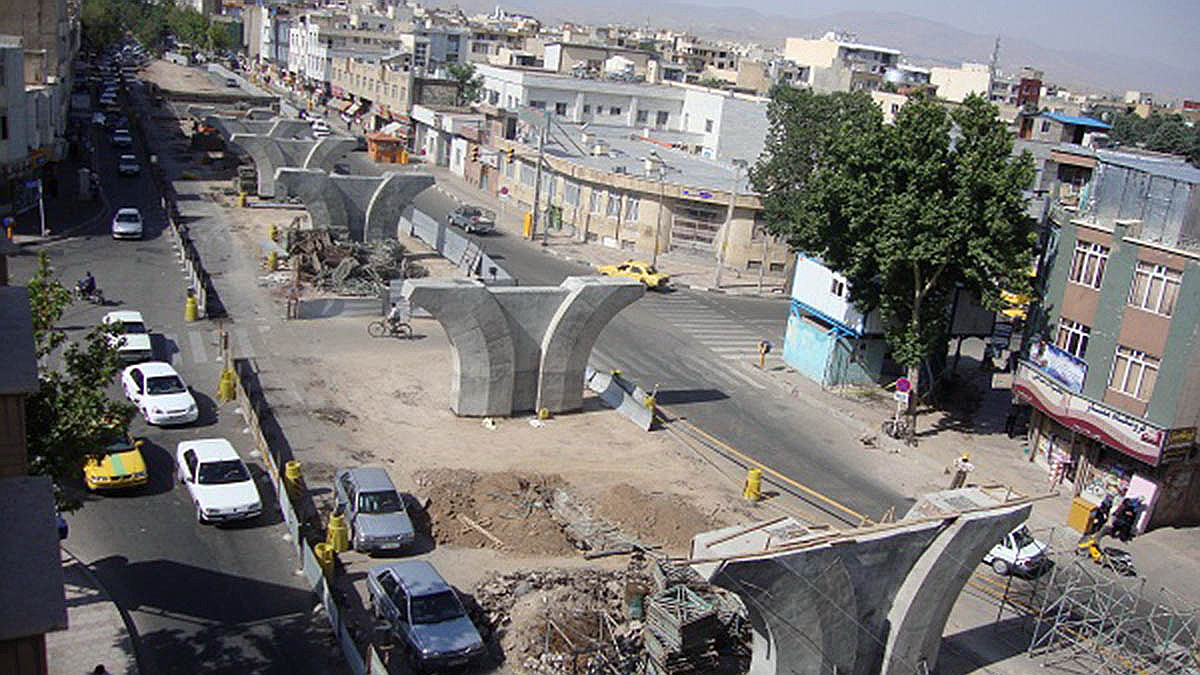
158, 130, 770, 673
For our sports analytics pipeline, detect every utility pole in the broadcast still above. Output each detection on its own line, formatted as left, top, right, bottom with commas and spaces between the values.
650, 153, 665, 268
532, 109, 550, 246
756, 227, 769, 293
713, 159, 745, 288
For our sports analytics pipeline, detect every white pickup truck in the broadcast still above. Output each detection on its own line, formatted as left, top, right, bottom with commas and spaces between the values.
983, 524, 1049, 576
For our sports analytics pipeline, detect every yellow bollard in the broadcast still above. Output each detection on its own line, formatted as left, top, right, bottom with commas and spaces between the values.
284, 460, 303, 497
523, 212, 533, 239
268, 223, 278, 242
216, 368, 237, 402
399, 150, 409, 164
742, 467, 763, 501
314, 542, 335, 577
537, 407, 551, 420
185, 295, 198, 322
266, 250, 277, 271
327, 513, 350, 553
237, 192, 247, 207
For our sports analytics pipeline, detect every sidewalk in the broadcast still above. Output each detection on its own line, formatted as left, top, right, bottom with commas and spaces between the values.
46, 549, 139, 675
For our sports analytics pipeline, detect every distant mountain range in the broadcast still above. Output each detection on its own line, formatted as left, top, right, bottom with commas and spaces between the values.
456, 2, 1199, 102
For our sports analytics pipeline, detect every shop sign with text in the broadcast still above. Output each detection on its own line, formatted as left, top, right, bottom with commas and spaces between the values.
1013, 361, 1163, 465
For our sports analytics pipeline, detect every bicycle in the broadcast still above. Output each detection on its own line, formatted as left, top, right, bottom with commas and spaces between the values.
367, 319, 412, 339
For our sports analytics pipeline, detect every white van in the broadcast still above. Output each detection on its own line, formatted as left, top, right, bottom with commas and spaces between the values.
983, 524, 1049, 576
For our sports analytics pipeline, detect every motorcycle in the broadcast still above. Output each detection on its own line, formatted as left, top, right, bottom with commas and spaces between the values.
75, 284, 105, 305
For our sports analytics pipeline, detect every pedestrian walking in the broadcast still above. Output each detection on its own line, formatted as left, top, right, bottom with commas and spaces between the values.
1088, 494, 1114, 535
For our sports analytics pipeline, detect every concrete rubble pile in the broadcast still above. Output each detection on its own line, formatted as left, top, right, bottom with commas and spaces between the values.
286, 228, 425, 295
471, 559, 749, 675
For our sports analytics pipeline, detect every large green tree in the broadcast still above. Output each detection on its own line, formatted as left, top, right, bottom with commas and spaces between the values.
447, 62, 484, 107
24, 253, 134, 511
752, 89, 1035, 434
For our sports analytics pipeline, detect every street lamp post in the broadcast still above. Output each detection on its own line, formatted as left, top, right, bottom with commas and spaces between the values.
650, 152, 665, 268
714, 159, 747, 289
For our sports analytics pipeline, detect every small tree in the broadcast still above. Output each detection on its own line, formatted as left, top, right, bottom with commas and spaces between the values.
753, 90, 1035, 437
24, 252, 134, 511
447, 62, 483, 107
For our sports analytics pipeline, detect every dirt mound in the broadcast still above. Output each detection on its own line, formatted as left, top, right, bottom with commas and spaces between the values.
591, 484, 719, 553
413, 469, 576, 556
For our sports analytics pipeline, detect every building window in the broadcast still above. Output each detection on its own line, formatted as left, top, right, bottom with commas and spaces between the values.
590, 189, 604, 214
564, 181, 580, 207
555, 102, 568, 115
0, 115, 6, 141
656, 111, 669, 126
636, 110, 648, 123
704, 119, 713, 132
520, 162, 535, 187
1128, 261, 1182, 317
610, 106, 621, 116
583, 104, 591, 114
1109, 345, 1159, 401
606, 193, 622, 218
1068, 240, 1109, 290
530, 100, 546, 109
624, 196, 639, 221
488, 90, 499, 105
504, 156, 515, 178
1055, 318, 1090, 358
830, 278, 845, 298
1041, 120, 1051, 133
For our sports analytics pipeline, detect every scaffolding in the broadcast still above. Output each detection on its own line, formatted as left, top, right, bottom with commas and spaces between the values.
1025, 528, 1200, 674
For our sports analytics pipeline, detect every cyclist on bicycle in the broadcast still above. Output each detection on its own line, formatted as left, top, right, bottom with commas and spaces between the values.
386, 302, 404, 333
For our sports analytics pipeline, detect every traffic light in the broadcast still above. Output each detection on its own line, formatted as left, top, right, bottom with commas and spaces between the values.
470, 146, 479, 162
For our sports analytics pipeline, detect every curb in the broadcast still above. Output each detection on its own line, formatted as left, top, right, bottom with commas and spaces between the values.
59, 544, 144, 675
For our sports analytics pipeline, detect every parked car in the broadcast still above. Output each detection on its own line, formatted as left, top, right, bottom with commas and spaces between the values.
102, 310, 153, 362
110, 207, 143, 239
175, 438, 262, 524
334, 466, 416, 553
118, 154, 140, 176
121, 361, 198, 426
596, 260, 670, 289
367, 560, 486, 670
112, 129, 133, 148
983, 524, 1050, 577
83, 430, 148, 491
447, 206, 496, 234
225, 77, 238, 87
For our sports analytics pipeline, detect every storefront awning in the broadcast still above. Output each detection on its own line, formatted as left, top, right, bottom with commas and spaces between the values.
379, 121, 409, 137
338, 100, 355, 113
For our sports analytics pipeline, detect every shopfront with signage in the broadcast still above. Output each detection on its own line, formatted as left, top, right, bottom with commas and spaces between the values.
1013, 353, 1198, 531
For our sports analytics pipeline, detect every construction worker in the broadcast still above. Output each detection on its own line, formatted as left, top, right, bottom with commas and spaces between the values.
949, 453, 974, 489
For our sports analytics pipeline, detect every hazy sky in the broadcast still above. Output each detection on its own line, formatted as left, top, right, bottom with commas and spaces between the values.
686, 0, 1195, 67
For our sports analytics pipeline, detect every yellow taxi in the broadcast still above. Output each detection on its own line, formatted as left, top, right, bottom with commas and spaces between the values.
596, 260, 670, 289
83, 432, 148, 491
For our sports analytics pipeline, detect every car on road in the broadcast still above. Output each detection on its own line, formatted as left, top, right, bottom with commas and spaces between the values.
983, 524, 1049, 577
334, 466, 416, 553
311, 119, 331, 138
112, 129, 133, 148
225, 77, 238, 87
596, 260, 670, 289
111, 207, 143, 239
447, 206, 495, 234
92, 112, 106, 126
175, 438, 263, 524
118, 154, 140, 176
367, 560, 486, 670
102, 310, 153, 362
83, 430, 148, 491
121, 361, 198, 426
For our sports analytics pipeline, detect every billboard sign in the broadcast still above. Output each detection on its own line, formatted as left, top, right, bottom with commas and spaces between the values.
1029, 340, 1087, 393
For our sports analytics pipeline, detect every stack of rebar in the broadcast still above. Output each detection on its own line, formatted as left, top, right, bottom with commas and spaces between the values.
643, 585, 722, 674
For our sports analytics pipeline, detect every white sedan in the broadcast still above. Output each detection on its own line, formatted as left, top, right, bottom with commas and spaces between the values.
102, 310, 153, 362
121, 361, 198, 426
176, 438, 263, 524
111, 207, 143, 239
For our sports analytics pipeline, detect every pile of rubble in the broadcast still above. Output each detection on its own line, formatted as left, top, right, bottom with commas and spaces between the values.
471, 558, 750, 675
287, 228, 426, 295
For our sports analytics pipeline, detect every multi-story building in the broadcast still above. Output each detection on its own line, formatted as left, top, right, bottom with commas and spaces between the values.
541, 41, 656, 79
782, 32, 901, 93
1016, 149, 1200, 531
1019, 111, 1111, 145
929, 62, 992, 103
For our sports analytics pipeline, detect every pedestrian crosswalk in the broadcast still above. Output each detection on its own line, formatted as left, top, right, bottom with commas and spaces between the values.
640, 293, 786, 363
158, 323, 269, 368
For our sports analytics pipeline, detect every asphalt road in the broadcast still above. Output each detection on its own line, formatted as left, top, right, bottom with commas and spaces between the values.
10, 84, 341, 675
397, 174, 911, 523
